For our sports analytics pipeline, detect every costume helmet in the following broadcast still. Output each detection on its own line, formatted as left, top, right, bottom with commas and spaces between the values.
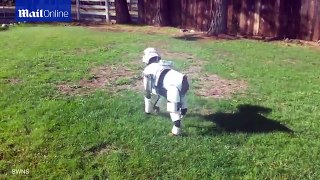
142, 47, 161, 65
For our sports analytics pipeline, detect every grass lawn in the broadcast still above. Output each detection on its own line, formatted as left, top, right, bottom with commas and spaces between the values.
0, 24, 320, 179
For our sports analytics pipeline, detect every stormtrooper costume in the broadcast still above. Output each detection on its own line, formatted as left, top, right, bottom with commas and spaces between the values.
142, 47, 189, 136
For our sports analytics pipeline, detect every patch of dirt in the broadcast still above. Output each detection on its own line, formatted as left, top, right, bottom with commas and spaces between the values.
173, 32, 240, 42
180, 57, 247, 99
57, 65, 143, 95
56, 47, 247, 99
271, 38, 320, 50
56, 84, 83, 95
195, 74, 247, 99
85, 24, 180, 36
182, 59, 204, 79
2, 78, 22, 85
86, 143, 119, 156
283, 38, 320, 46
74, 23, 320, 51
85, 24, 240, 43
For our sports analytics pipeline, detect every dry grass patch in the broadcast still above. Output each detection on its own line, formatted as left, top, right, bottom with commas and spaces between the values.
56, 48, 247, 99
1, 78, 22, 85
195, 74, 247, 99
86, 143, 120, 156
57, 65, 143, 96
183, 58, 247, 99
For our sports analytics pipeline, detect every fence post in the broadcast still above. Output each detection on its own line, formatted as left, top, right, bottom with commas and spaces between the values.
105, 0, 110, 22
76, 0, 80, 21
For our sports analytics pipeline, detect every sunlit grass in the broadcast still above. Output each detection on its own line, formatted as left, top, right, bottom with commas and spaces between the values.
0, 25, 319, 179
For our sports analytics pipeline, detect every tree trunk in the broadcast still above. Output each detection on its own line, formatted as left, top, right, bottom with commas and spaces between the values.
207, 0, 228, 35
154, 0, 170, 26
138, 0, 145, 24
115, 0, 131, 24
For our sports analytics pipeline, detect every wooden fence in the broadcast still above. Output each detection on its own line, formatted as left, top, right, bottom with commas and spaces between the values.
0, 6, 15, 23
0, 0, 138, 23
228, 0, 320, 41
138, 0, 320, 41
72, 0, 138, 22
1, 0, 319, 41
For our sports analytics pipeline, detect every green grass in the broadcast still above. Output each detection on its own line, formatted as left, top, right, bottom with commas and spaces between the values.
1, 25, 320, 179
115, 78, 134, 86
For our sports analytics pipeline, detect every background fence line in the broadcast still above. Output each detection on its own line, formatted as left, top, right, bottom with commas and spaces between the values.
0, 0, 319, 41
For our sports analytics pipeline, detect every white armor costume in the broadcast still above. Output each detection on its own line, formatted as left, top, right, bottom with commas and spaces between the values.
142, 47, 189, 136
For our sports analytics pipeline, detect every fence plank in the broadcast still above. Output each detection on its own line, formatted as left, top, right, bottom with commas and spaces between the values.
80, 5, 106, 9
79, 10, 107, 16
253, 0, 260, 35
81, 17, 107, 22
239, 1, 247, 34
275, 0, 281, 37
109, 0, 132, 2
76, 0, 80, 20
309, 0, 317, 41
105, 0, 110, 22
246, 0, 255, 35
79, 0, 105, 2
314, 0, 320, 40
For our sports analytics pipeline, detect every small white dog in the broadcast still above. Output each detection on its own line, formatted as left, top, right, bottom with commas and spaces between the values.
142, 47, 189, 136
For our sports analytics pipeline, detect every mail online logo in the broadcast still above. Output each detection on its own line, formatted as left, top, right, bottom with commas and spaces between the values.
15, 0, 71, 22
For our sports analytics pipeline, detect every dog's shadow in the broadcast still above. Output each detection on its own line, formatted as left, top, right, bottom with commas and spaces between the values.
189, 104, 293, 135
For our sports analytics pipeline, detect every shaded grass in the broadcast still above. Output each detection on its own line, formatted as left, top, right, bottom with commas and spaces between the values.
0, 25, 320, 179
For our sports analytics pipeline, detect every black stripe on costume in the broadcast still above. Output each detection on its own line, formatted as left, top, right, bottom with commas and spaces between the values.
181, 75, 189, 96
156, 69, 171, 97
